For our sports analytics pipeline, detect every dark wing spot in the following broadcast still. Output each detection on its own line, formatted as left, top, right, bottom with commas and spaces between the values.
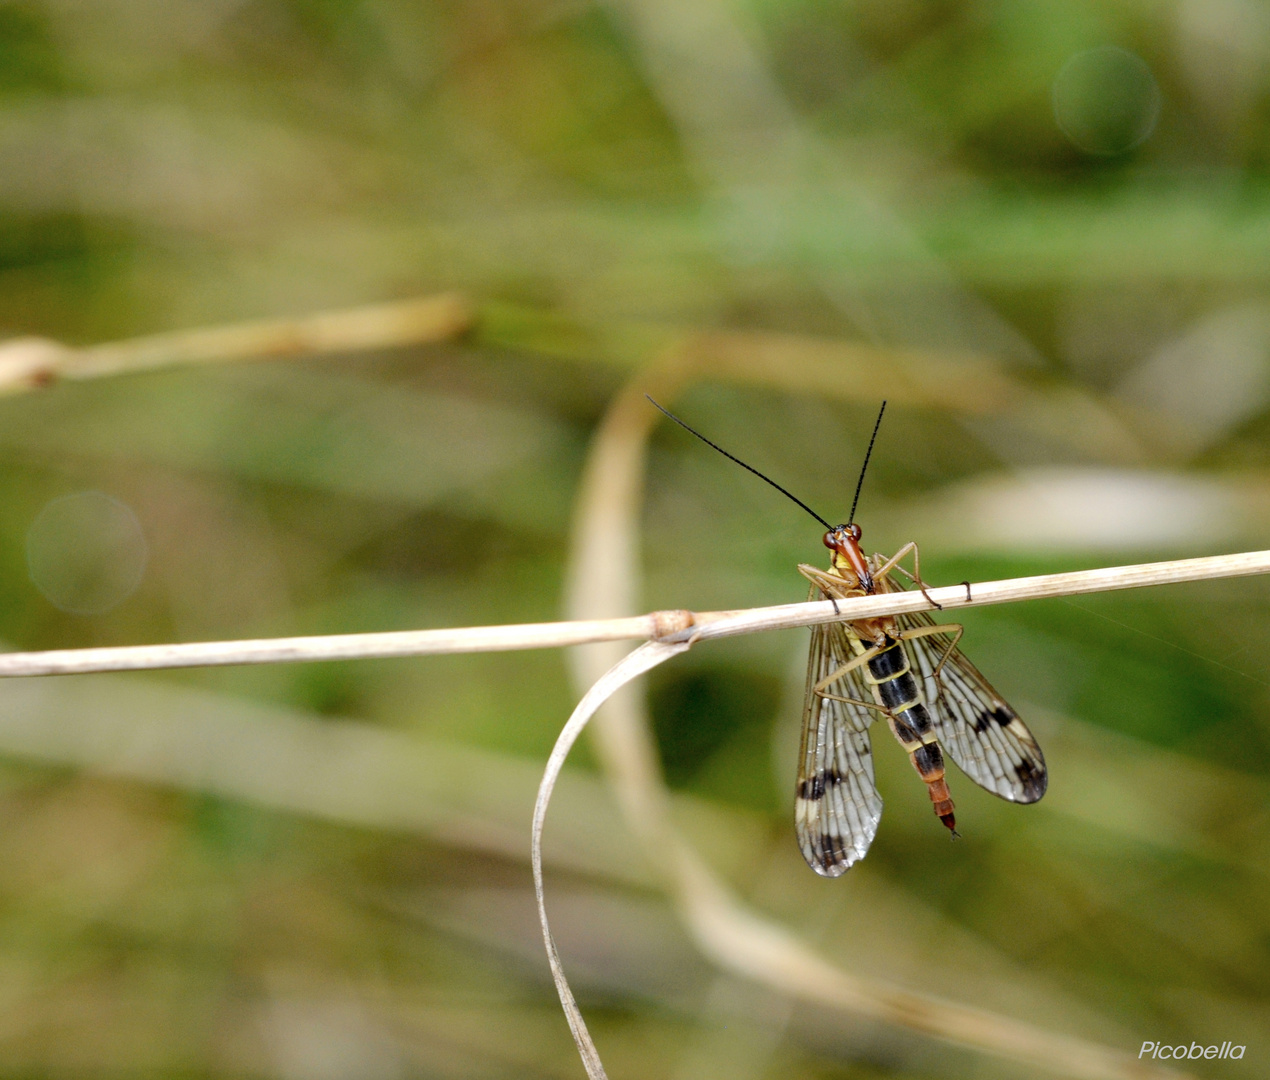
973, 705, 1015, 733
798, 769, 844, 801
818, 834, 852, 875
1013, 758, 1048, 802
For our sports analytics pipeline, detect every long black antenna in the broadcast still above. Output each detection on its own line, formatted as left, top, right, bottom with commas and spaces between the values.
645, 396, 834, 531
847, 400, 886, 525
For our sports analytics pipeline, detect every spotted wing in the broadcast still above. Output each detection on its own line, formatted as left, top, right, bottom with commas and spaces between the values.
898, 609, 1047, 803
796, 615, 884, 877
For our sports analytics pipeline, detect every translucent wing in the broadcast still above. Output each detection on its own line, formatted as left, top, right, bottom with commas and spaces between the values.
796, 613, 884, 877
898, 607, 1047, 803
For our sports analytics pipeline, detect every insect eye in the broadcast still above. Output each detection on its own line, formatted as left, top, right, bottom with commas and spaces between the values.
847, 523, 862, 541
822, 530, 837, 550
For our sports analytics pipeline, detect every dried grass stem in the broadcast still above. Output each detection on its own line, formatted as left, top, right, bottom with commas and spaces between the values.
0, 549, 1264, 678
0, 293, 473, 393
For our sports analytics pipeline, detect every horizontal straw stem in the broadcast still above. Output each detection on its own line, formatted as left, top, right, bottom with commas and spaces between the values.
0, 549, 1265, 678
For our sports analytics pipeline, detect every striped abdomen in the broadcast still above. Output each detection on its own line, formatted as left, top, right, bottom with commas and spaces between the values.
866, 638, 957, 833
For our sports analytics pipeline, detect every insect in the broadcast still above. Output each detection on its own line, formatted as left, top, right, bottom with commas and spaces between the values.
648, 397, 1047, 877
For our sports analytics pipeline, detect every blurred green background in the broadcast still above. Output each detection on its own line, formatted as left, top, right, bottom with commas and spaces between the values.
0, 1, 1266, 1077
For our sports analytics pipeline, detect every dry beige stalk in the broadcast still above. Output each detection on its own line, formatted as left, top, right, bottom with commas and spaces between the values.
0, 550, 1260, 680
0, 292, 474, 393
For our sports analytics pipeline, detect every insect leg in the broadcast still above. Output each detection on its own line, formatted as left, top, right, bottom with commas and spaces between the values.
799, 565, 861, 616
870, 541, 914, 583
798, 564, 862, 598
798, 575, 842, 617
873, 541, 942, 610
895, 621, 964, 681
812, 642, 884, 697
819, 691, 891, 715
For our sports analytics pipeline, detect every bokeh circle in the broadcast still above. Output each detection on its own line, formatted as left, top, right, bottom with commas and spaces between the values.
26, 492, 149, 615
1053, 46, 1161, 155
